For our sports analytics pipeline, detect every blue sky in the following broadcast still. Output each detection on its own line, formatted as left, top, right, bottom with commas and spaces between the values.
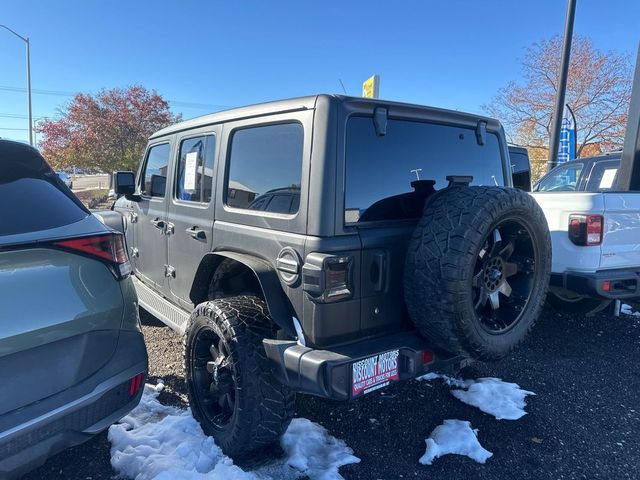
1, 0, 638, 144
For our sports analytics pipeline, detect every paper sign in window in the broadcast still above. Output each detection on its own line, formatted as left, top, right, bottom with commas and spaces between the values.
184, 152, 198, 191
599, 168, 617, 189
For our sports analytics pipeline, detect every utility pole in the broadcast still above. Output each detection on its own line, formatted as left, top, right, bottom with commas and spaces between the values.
547, 0, 577, 171
26, 37, 33, 146
617, 45, 640, 191
0, 24, 33, 145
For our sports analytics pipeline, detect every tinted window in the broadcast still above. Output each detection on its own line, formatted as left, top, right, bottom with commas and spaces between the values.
226, 123, 303, 214
141, 143, 171, 197
536, 162, 584, 192
509, 150, 531, 191
584, 160, 619, 192
509, 151, 529, 173
0, 141, 88, 236
345, 117, 504, 223
176, 135, 215, 203
265, 194, 294, 213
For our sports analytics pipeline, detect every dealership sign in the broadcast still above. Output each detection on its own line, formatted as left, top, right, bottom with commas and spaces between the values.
352, 349, 399, 396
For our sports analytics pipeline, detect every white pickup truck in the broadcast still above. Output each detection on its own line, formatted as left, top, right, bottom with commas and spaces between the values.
528, 152, 640, 314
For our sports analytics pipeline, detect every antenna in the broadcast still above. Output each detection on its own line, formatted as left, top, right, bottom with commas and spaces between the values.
410, 168, 422, 180
338, 79, 347, 95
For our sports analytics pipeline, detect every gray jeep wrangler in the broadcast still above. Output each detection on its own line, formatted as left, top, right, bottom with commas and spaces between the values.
103, 94, 551, 457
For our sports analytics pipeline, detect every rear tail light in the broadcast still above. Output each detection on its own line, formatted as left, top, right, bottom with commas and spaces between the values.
568, 214, 603, 246
129, 373, 145, 397
421, 350, 434, 365
53, 233, 132, 278
302, 253, 353, 302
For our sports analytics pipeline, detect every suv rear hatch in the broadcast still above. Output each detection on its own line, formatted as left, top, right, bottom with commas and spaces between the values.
0, 142, 126, 414
342, 114, 507, 339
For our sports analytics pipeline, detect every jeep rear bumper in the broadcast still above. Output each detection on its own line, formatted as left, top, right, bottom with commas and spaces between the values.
551, 268, 640, 299
263, 331, 470, 401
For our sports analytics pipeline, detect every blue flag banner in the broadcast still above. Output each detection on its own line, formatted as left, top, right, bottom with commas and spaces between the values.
558, 105, 576, 163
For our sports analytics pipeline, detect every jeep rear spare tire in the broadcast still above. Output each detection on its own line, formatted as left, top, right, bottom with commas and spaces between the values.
404, 186, 551, 360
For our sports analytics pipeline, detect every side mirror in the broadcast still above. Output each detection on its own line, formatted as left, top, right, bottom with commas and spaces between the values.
113, 171, 139, 200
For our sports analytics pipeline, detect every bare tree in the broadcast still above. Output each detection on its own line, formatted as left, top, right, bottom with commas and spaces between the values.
485, 36, 632, 161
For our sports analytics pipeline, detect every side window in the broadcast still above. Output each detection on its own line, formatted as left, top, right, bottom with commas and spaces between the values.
536, 163, 584, 192
176, 135, 216, 203
584, 160, 619, 192
226, 123, 303, 214
141, 143, 171, 198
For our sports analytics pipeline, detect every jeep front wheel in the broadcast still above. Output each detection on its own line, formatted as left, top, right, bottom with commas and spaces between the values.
404, 186, 551, 360
184, 296, 294, 457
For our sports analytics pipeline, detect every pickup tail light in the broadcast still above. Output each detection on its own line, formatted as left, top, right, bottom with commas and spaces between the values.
53, 233, 132, 278
568, 214, 603, 246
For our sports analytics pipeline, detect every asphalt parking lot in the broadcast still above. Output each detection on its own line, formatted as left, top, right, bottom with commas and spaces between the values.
25, 302, 640, 480
70, 174, 110, 192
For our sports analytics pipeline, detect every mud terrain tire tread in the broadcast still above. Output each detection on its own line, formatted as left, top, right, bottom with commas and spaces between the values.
404, 186, 551, 360
184, 295, 295, 457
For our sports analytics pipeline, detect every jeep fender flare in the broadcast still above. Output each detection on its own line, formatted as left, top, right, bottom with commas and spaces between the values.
190, 251, 296, 337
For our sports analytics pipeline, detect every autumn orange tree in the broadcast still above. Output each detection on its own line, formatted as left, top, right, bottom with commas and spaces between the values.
484, 36, 632, 179
37, 85, 180, 172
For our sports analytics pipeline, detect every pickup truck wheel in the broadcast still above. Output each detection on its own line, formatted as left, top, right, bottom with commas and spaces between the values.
184, 295, 294, 457
405, 186, 551, 360
547, 288, 612, 315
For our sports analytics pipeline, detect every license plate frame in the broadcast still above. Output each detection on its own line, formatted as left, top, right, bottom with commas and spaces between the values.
351, 349, 400, 397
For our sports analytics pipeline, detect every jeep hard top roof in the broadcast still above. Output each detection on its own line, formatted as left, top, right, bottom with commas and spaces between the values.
150, 94, 500, 140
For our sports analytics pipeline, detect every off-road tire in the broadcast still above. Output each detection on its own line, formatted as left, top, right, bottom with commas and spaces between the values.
184, 295, 295, 457
404, 186, 551, 360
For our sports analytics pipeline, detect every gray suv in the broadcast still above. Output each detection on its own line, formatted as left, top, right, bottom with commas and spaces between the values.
109, 95, 551, 457
0, 140, 148, 478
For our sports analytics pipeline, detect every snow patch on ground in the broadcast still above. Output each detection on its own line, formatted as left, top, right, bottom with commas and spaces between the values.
451, 378, 535, 420
417, 372, 466, 388
278, 418, 360, 480
622, 303, 640, 317
417, 373, 534, 420
419, 419, 492, 465
108, 385, 359, 480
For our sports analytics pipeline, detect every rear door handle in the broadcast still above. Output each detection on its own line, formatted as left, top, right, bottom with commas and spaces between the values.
151, 218, 165, 230
186, 226, 206, 240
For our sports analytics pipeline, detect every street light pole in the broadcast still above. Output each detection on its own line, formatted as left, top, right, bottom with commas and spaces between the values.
0, 24, 33, 146
26, 37, 33, 146
547, 0, 577, 171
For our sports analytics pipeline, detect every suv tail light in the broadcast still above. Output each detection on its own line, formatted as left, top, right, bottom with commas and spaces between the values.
302, 253, 353, 302
53, 233, 132, 278
568, 214, 603, 246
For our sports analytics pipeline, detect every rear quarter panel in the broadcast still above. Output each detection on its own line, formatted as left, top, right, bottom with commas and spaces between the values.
601, 193, 640, 269
530, 192, 604, 272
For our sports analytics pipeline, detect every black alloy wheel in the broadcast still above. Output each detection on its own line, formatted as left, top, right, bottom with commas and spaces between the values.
472, 220, 536, 334
190, 326, 237, 430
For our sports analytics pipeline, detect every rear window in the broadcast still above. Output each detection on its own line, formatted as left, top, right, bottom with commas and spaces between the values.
584, 159, 620, 192
0, 142, 89, 236
345, 117, 504, 224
